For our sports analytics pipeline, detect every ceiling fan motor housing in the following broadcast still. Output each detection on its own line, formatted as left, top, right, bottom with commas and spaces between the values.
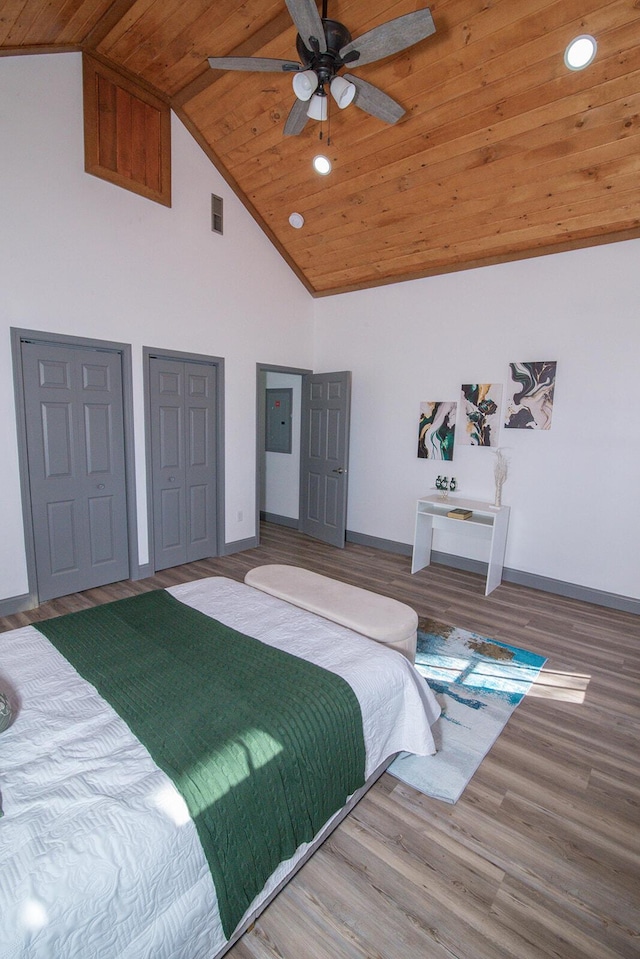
296, 19, 353, 87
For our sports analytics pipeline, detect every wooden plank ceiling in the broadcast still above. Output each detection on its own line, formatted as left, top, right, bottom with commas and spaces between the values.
2, 0, 639, 296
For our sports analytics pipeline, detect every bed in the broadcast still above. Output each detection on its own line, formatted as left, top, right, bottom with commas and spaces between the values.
0, 574, 440, 958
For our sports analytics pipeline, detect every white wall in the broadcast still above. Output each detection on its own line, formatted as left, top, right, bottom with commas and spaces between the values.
0, 53, 313, 601
264, 372, 301, 519
313, 241, 640, 602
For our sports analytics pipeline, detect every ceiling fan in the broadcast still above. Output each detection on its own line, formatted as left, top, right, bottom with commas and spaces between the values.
208, 0, 436, 135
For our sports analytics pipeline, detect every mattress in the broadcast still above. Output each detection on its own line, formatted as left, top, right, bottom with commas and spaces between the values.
0, 576, 440, 958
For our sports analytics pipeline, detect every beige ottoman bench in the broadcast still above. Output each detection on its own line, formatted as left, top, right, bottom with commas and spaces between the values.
244, 564, 418, 663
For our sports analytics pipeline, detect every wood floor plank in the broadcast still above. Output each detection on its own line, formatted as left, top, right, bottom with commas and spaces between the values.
490, 876, 633, 959
2, 521, 638, 959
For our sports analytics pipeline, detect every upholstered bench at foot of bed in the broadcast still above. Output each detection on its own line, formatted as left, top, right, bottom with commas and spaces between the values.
244, 564, 418, 663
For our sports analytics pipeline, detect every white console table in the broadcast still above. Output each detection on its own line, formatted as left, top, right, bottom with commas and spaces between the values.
411, 495, 510, 595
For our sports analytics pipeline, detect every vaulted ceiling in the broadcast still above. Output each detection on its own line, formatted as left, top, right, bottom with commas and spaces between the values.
2, 0, 639, 296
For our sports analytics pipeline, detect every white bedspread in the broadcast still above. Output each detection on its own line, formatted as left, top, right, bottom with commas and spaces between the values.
0, 576, 440, 959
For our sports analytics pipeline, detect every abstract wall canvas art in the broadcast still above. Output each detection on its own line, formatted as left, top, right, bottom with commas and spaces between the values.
458, 384, 503, 446
504, 361, 557, 430
418, 401, 456, 460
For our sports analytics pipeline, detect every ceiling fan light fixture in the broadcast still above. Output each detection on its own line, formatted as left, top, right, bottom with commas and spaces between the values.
307, 92, 328, 121
292, 69, 318, 101
313, 155, 332, 175
207, 2, 438, 136
330, 76, 356, 109
564, 34, 597, 70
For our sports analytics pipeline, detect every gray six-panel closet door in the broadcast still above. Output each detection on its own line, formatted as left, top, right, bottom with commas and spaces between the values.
21, 341, 130, 601
149, 356, 218, 571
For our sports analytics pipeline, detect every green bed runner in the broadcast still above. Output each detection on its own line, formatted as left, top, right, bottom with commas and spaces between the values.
37, 589, 366, 938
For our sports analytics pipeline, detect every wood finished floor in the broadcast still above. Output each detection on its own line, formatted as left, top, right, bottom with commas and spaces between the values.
3, 523, 638, 959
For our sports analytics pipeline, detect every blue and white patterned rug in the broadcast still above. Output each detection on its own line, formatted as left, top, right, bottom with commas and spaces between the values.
388, 620, 546, 803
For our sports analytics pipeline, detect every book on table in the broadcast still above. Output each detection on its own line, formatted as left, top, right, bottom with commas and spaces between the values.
447, 508, 472, 520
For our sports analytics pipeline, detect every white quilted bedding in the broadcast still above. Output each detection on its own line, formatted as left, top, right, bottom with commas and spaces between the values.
0, 576, 440, 959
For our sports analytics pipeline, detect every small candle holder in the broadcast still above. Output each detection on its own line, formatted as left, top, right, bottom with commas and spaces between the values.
435, 475, 449, 500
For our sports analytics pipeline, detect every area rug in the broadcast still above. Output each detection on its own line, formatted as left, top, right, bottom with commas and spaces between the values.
388, 619, 546, 803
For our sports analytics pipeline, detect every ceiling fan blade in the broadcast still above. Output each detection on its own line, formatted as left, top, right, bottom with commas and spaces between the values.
284, 97, 310, 135
284, 0, 327, 53
340, 8, 435, 68
343, 74, 405, 124
208, 56, 302, 72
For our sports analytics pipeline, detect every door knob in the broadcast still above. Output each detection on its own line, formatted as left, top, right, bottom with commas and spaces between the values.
97, 483, 105, 489
332, 467, 346, 474
168, 476, 176, 482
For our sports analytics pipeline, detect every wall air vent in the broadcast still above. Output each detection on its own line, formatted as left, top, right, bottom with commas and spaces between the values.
211, 194, 223, 235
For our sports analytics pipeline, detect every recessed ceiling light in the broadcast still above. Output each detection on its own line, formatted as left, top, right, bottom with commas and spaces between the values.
564, 34, 597, 71
313, 155, 332, 175
288, 212, 305, 229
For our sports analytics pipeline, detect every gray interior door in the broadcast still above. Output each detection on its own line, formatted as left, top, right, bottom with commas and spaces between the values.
300, 371, 351, 548
150, 356, 218, 571
21, 340, 130, 601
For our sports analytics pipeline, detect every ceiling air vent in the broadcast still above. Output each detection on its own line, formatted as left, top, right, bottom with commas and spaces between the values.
211, 194, 223, 235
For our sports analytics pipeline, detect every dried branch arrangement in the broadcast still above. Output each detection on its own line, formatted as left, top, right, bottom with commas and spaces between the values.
494, 449, 509, 507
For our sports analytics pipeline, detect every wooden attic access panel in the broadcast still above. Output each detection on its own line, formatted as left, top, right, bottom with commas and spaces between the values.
83, 55, 171, 207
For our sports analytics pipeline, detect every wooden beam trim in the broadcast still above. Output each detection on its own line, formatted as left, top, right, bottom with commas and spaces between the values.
82, 0, 145, 50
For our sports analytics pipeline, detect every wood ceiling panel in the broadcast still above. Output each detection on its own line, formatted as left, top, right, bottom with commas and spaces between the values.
256, 67, 640, 227
204, 4, 630, 189
305, 142, 640, 262
0, 0, 114, 46
262, 161, 638, 270
2, 0, 639, 294
96, 0, 288, 96
205, 4, 639, 292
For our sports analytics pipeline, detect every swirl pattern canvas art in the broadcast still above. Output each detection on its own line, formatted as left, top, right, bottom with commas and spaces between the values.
459, 383, 503, 446
417, 401, 456, 460
504, 361, 557, 429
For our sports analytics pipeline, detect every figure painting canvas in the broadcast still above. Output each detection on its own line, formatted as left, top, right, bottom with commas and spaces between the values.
459, 384, 502, 446
504, 362, 557, 430
418, 402, 456, 460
